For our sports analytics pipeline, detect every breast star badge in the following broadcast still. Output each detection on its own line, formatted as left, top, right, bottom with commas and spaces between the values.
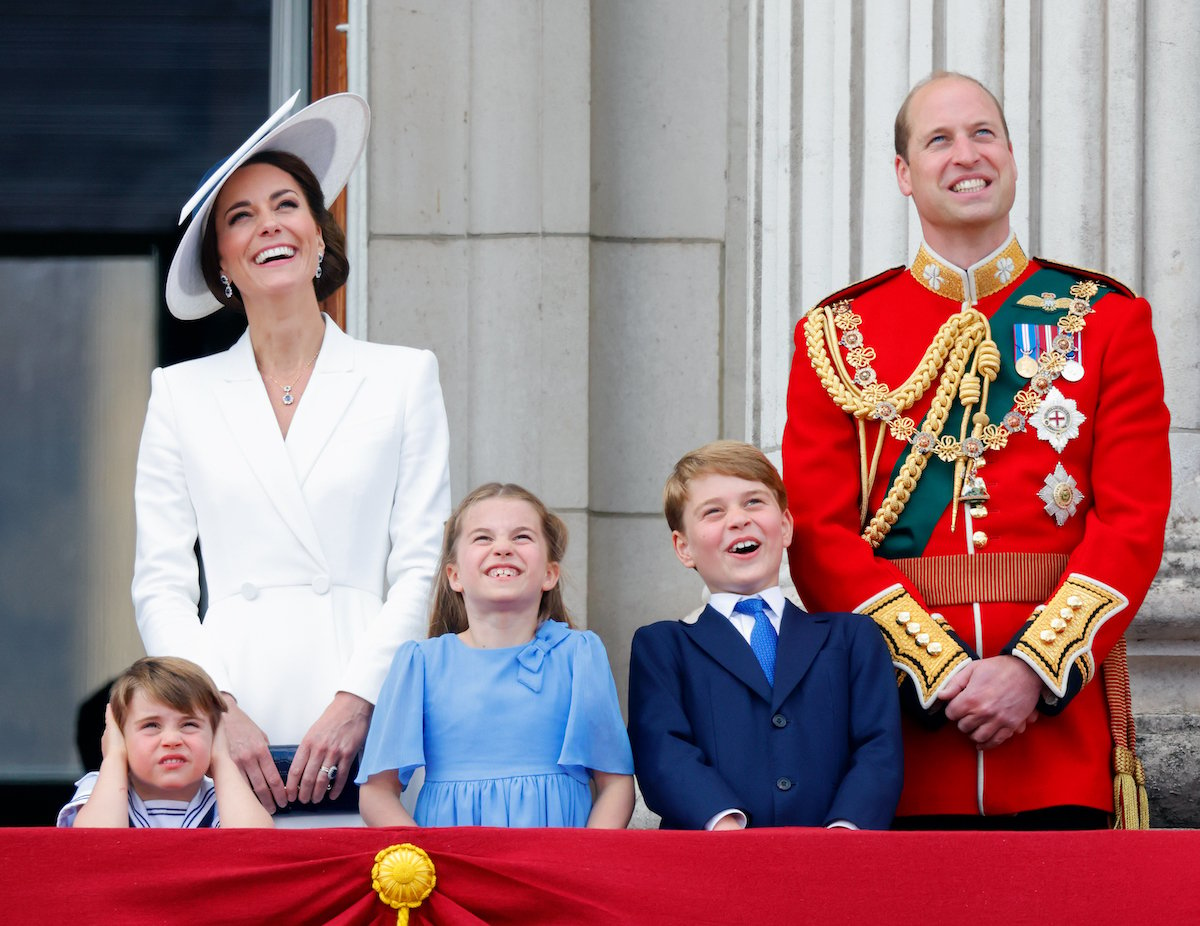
1029, 386, 1086, 452
1037, 462, 1084, 526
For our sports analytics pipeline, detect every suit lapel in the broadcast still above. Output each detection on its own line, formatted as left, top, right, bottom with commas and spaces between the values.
212, 330, 328, 567
683, 606, 773, 702
772, 600, 830, 710
285, 317, 365, 486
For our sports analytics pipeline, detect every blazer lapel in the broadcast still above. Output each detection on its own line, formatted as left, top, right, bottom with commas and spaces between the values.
212, 331, 329, 566
682, 606, 774, 702
285, 317, 365, 486
772, 601, 830, 710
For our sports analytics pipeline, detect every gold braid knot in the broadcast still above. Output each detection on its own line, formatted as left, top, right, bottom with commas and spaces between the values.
805, 303, 993, 548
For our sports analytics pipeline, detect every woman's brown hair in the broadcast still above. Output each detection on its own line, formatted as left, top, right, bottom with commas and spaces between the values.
199, 150, 349, 311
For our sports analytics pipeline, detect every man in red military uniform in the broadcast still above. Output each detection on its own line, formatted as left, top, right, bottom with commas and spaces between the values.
783, 72, 1171, 828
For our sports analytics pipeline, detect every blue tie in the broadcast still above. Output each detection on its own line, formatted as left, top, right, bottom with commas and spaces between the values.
734, 596, 777, 686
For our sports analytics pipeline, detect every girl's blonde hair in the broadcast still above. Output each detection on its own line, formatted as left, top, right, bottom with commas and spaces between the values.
429, 483, 573, 637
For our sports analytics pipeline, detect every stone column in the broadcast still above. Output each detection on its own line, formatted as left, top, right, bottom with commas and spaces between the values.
588, 0, 739, 696
366, 0, 593, 617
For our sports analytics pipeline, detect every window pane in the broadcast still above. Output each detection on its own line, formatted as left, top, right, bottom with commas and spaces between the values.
0, 256, 155, 778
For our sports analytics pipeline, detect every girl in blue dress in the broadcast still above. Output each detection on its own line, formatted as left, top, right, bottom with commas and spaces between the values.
357, 483, 635, 827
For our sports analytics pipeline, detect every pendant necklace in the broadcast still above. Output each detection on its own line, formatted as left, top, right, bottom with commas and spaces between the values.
261, 349, 320, 406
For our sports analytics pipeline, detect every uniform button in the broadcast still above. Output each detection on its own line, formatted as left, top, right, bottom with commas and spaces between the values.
312, 574, 331, 595
772, 714, 787, 728
240, 582, 259, 601
776, 777, 793, 791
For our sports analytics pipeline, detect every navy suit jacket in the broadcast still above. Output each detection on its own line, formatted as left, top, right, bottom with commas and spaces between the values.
628, 600, 902, 829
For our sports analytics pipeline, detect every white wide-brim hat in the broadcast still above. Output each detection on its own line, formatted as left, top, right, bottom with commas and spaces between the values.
165, 91, 370, 320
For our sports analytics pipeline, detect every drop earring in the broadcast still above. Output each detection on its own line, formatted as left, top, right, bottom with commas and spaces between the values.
315, 251, 324, 280
219, 272, 233, 299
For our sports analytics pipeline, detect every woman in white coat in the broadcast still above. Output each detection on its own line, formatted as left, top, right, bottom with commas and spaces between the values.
132, 93, 450, 819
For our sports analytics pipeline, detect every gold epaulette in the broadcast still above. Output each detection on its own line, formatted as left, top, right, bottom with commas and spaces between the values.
856, 585, 971, 709
1032, 256, 1138, 298
1011, 574, 1128, 698
812, 266, 906, 310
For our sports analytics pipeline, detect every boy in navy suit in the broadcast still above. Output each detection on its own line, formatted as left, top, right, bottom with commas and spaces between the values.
628, 441, 902, 829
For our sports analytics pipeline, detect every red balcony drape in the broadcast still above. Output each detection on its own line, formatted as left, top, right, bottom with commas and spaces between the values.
3, 826, 1198, 924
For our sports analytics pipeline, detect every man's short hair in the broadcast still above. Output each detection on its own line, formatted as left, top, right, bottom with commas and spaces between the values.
664, 440, 789, 533
894, 71, 1011, 160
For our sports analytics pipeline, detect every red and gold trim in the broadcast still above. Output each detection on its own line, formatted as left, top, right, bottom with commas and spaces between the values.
910, 235, 1030, 303
1012, 574, 1128, 697
857, 585, 971, 709
889, 552, 1069, 608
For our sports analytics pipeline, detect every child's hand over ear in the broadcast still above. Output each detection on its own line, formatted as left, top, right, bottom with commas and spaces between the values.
99, 703, 127, 765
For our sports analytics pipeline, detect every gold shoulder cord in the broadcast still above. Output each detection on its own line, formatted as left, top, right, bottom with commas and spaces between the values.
805, 302, 994, 547
806, 280, 1099, 550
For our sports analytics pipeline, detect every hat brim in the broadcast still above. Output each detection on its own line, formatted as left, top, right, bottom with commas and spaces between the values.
165, 92, 370, 321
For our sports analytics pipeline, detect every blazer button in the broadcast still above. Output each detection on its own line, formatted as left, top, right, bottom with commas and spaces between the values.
771, 713, 787, 728
776, 777, 793, 792
240, 582, 259, 601
311, 575, 331, 595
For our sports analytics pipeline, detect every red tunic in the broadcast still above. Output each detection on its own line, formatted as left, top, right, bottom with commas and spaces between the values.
783, 237, 1171, 817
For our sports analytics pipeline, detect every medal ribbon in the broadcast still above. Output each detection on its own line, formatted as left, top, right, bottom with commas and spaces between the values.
878, 268, 1107, 559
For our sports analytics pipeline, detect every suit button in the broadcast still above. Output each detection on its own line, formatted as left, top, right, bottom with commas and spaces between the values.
772, 714, 787, 728
776, 777, 793, 791
240, 582, 259, 601
312, 575, 331, 595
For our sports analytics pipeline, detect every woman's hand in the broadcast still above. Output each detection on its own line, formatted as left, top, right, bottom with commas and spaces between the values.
286, 691, 372, 804
219, 694, 288, 812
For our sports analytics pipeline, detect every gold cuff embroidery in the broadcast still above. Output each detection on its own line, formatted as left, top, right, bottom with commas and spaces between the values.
1012, 574, 1127, 697
857, 585, 970, 709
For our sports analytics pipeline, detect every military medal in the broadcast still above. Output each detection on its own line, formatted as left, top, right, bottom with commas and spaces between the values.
1014, 324, 1039, 378
1061, 343, 1084, 381
959, 471, 990, 503
1030, 386, 1086, 452
1018, 291, 1074, 313
1037, 462, 1084, 526
808, 265, 1103, 549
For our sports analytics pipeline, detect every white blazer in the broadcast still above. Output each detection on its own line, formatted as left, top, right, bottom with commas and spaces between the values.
132, 315, 451, 744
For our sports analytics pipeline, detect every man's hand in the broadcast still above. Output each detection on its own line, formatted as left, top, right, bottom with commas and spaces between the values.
938, 655, 1043, 750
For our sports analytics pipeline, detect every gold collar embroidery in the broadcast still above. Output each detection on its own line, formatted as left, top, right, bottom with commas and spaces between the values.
910, 235, 1029, 303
